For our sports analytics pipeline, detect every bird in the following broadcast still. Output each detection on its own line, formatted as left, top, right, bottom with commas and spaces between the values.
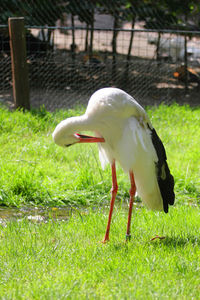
173, 65, 200, 85
52, 87, 175, 242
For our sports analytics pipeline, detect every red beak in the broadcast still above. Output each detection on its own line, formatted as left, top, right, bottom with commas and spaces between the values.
75, 133, 105, 143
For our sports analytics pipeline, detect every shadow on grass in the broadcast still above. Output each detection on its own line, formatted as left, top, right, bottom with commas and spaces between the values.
155, 235, 200, 247
110, 234, 200, 250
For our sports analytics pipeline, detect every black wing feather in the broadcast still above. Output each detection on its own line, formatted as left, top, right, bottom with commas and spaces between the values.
149, 126, 175, 213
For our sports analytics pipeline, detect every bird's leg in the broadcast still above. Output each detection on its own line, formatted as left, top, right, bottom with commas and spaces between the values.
102, 161, 118, 243
126, 171, 136, 241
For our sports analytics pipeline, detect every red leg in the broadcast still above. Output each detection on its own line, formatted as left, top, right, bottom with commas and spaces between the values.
126, 171, 136, 241
103, 161, 118, 243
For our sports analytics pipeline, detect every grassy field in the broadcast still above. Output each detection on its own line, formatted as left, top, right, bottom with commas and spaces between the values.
0, 103, 199, 207
0, 103, 200, 299
0, 207, 200, 299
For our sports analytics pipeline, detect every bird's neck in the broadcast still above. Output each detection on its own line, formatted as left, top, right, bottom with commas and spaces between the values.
66, 115, 93, 133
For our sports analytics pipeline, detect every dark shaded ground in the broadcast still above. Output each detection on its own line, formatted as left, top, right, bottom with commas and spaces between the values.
0, 51, 199, 110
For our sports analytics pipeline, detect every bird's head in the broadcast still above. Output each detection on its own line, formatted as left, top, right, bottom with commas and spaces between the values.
52, 118, 80, 147
52, 117, 105, 148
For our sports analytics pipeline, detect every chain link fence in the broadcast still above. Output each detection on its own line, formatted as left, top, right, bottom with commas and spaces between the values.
1, 3, 200, 109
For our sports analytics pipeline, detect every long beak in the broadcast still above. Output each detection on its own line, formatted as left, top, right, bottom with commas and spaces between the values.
75, 133, 105, 143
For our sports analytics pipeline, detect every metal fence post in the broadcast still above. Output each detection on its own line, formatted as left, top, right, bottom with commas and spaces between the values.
8, 17, 30, 110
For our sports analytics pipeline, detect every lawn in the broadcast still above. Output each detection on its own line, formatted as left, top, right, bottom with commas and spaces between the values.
0, 103, 199, 299
0, 103, 199, 207
0, 207, 200, 299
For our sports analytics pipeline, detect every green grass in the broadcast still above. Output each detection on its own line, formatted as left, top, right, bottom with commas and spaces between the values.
0, 103, 199, 207
0, 206, 200, 299
0, 103, 199, 298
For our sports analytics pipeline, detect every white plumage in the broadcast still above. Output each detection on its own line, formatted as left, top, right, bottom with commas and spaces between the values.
53, 87, 175, 241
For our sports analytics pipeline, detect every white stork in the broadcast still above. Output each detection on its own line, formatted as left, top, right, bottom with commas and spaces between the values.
52, 87, 175, 242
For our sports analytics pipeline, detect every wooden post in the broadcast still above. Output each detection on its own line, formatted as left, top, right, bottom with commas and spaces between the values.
8, 17, 30, 110
184, 34, 188, 94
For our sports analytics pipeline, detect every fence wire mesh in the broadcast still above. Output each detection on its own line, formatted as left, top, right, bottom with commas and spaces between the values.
26, 28, 174, 109
1, 1, 200, 109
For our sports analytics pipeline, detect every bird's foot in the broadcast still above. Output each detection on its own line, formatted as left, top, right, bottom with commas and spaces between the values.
102, 236, 109, 244
102, 239, 109, 244
126, 234, 131, 242
151, 235, 165, 241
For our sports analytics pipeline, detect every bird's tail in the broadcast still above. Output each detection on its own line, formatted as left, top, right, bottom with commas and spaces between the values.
149, 126, 175, 213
